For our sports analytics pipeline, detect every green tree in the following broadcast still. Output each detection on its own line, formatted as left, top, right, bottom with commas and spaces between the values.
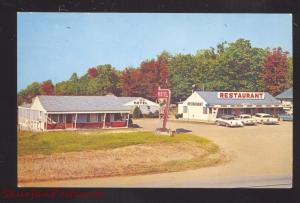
86, 64, 121, 95
168, 54, 198, 101
17, 82, 41, 105
132, 106, 142, 118
214, 39, 266, 91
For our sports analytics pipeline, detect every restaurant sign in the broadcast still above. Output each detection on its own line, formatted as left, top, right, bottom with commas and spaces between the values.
217, 92, 265, 100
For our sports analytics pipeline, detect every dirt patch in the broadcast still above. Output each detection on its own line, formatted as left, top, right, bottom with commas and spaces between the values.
18, 142, 227, 183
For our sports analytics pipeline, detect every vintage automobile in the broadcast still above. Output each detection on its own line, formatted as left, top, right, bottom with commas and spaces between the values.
253, 113, 279, 125
278, 114, 293, 121
215, 115, 244, 127
237, 114, 257, 125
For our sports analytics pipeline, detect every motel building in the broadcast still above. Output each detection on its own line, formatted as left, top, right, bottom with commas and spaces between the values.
178, 91, 283, 121
18, 95, 159, 131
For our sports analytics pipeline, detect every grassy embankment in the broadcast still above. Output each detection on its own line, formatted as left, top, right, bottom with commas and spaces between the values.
18, 130, 227, 179
18, 130, 218, 156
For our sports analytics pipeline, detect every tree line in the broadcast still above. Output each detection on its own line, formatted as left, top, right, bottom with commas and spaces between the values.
17, 38, 293, 105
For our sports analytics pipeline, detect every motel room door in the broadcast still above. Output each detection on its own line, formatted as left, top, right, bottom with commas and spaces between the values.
104, 114, 111, 127
66, 114, 73, 128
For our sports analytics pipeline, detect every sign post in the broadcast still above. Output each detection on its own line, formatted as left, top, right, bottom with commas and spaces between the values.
157, 87, 171, 130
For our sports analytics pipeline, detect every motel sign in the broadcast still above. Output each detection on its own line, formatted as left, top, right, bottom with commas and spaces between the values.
157, 87, 171, 130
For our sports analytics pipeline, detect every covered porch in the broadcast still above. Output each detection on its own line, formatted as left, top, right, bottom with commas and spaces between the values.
215, 106, 283, 118
45, 112, 130, 130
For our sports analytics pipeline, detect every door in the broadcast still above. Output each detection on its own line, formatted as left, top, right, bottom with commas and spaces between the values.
105, 114, 110, 127
66, 114, 73, 128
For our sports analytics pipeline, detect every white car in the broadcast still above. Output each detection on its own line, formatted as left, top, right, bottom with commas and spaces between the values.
253, 113, 279, 125
216, 115, 244, 127
238, 114, 257, 125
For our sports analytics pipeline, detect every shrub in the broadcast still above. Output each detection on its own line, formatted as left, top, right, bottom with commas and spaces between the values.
175, 113, 183, 119
144, 110, 159, 118
132, 106, 142, 118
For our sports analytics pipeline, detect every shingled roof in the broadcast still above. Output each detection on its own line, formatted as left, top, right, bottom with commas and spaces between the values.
275, 88, 293, 99
37, 95, 132, 112
195, 91, 281, 106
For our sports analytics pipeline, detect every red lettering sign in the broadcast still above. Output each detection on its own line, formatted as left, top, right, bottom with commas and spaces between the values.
217, 92, 265, 100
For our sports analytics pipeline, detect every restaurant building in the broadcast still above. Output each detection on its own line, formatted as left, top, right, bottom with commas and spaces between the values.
178, 91, 283, 121
18, 95, 158, 131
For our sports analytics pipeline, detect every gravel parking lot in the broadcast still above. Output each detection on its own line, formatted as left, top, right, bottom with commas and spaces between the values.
21, 119, 292, 187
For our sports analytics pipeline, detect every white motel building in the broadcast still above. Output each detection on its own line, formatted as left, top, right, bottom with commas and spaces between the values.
18, 95, 159, 131
178, 91, 283, 121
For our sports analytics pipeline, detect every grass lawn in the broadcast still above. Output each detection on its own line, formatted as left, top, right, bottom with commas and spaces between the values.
18, 130, 218, 156
18, 130, 228, 182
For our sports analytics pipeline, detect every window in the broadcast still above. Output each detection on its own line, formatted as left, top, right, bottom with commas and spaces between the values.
58, 114, 64, 123
209, 108, 212, 114
49, 114, 64, 123
90, 114, 98, 122
114, 113, 123, 121
183, 106, 187, 113
147, 106, 150, 110
203, 107, 207, 114
77, 114, 88, 123
98, 114, 104, 122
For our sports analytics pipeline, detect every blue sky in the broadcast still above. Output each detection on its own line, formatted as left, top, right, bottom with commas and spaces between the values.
17, 13, 292, 91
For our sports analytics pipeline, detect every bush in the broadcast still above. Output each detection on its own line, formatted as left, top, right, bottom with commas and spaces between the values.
175, 113, 183, 119
132, 106, 142, 118
144, 110, 159, 118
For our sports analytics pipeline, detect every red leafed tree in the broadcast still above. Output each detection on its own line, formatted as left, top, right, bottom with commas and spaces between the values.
88, 67, 98, 78
138, 56, 169, 100
41, 80, 54, 95
121, 56, 169, 99
121, 68, 142, 97
262, 48, 289, 95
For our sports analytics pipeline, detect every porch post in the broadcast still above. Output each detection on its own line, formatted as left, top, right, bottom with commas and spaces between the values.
64, 114, 66, 129
103, 113, 106, 129
45, 113, 48, 130
126, 113, 130, 128
74, 113, 77, 129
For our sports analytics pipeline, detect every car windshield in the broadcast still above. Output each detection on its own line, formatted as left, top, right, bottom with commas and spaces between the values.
263, 115, 272, 118
223, 116, 235, 120
242, 116, 251, 118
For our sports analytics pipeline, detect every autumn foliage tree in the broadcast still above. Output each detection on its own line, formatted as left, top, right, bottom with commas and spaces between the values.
138, 56, 169, 100
121, 56, 168, 100
88, 67, 98, 78
121, 67, 141, 97
261, 48, 289, 95
40, 80, 54, 95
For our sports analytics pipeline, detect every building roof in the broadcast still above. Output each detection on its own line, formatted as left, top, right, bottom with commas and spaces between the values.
195, 91, 281, 106
37, 95, 132, 112
275, 88, 293, 99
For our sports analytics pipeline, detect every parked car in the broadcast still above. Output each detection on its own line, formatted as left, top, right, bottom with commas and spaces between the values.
237, 114, 257, 125
278, 114, 293, 121
216, 115, 244, 127
253, 113, 279, 125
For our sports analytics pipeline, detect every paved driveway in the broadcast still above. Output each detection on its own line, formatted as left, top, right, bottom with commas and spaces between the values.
21, 119, 292, 188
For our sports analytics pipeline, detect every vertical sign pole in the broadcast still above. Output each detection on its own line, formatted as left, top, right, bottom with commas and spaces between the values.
157, 87, 171, 130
